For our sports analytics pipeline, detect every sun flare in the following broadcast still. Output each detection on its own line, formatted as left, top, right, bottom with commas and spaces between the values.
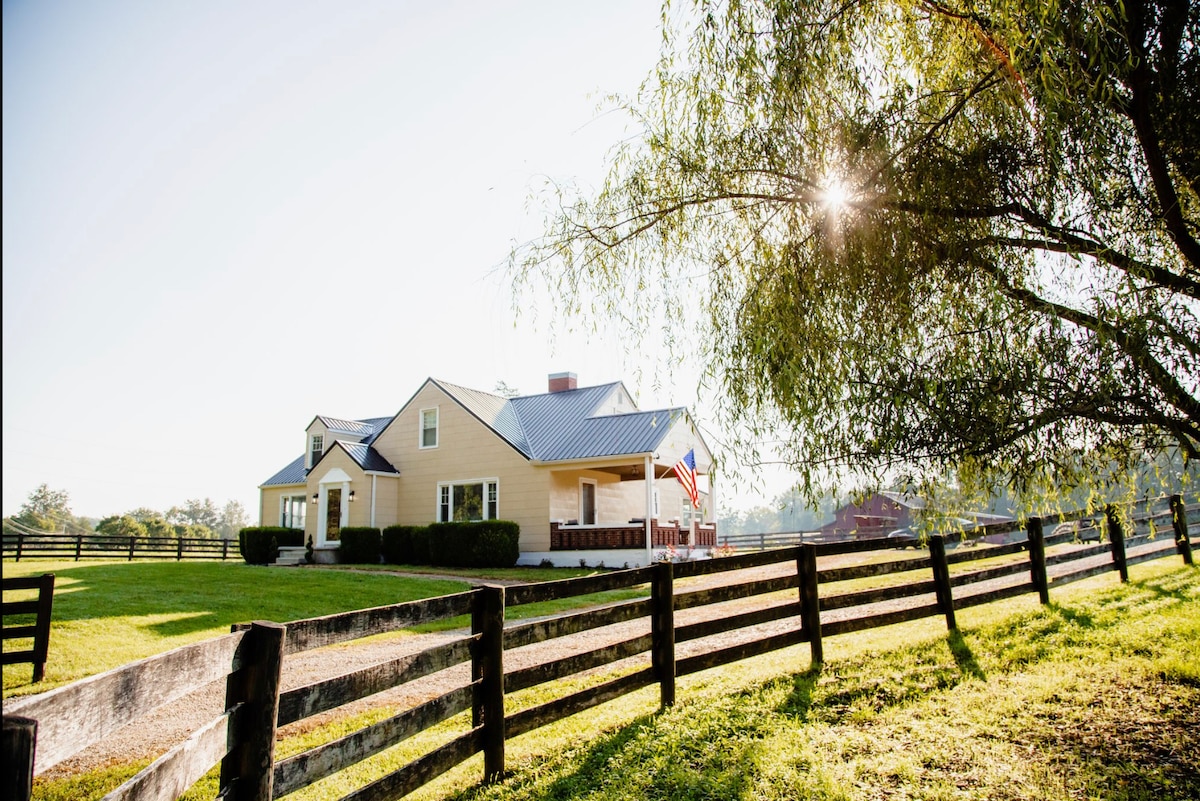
821, 179, 850, 209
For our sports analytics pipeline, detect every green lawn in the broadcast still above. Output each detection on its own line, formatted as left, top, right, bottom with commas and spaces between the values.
439, 562, 1200, 801
12, 558, 1200, 801
1, 560, 470, 695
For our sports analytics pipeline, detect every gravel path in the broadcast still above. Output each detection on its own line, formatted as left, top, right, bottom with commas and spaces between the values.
40, 545, 1128, 780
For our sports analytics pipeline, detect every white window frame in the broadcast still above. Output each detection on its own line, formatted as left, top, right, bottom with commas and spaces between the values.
419, 407, 439, 449
436, 478, 499, 522
310, 435, 324, 467
280, 494, 307, 530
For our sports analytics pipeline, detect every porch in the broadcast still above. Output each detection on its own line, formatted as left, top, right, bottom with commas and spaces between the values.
550, 519, 717, 550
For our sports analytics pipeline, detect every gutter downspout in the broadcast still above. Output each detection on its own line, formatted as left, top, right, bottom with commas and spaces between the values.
370, 474, 378, 528
645, 454, 654, 566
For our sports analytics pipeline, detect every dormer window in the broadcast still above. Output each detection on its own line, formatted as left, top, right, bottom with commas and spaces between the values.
420, 408, 438, 449
310, 435, 324, 466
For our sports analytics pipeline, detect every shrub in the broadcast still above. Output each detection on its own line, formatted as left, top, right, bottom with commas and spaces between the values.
276, 529, 305, 548
410, 526, 432, 565
427, 521, 519, 568
382, 525, 432, 565
339, 527, 382, 564
238, 526, 294, 565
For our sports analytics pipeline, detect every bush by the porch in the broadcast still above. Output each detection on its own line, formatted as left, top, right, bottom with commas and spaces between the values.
339, 527, 382, 563
428, 521, 519, 568
382, 525, 431, 565
238, 527, 299, 564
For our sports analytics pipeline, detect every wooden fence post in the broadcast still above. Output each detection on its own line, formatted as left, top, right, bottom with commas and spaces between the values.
472, 585, 506, 783
797, 544, 823, 666
223, 539, 230, 560
1171, 494, 1194, 566
1106, 505, 1128, 583
15, 530, 23, 562
127, 536, 135, 561
651, 561, 676, 709
929, 535, 957, 631
2, 716, 36, 801
74, 534, 83, 561
31, 574, 55, 683
220, 621, 285, 801
1026, 517, 1049, 604
176, 536, 184, 561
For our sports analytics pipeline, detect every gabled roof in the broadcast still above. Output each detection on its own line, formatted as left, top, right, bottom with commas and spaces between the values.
337, 441, 400, 474
315, 415, 376, 438
261, 416, 398, 486
434, 379, 687, 462
879, 491, 927, 510
265, 378, 704, 487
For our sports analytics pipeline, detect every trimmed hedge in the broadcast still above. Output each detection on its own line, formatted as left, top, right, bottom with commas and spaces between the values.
339, 527, 382, 564
382, 525, 432, 565
238, 526, 300, 565
427, 521, 520, 568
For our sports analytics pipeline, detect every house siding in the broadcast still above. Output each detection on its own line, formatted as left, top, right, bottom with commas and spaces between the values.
306, 448, 370, 538
373, 382, 552, 551
259, 484, 306, 530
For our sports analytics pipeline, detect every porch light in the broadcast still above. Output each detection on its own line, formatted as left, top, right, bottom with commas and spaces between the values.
348, 490, 356, 502
311, 493, 318, 504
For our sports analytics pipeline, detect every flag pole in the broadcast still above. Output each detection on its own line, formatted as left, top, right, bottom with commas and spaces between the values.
644, 453, 654, 566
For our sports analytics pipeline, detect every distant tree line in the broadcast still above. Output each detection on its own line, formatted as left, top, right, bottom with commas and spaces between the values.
5, 483, 249, 540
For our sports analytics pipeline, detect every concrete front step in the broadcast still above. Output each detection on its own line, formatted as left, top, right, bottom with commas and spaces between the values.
274, 546, 308, 566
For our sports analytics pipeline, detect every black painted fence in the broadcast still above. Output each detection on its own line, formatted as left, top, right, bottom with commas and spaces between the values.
1, 574, 55, 683
2, 529, 235, 561
3, 495, 1195, 801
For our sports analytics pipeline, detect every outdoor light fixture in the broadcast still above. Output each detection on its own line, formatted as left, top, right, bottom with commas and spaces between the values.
311, 493, 318, 504
348, 490, 356, 502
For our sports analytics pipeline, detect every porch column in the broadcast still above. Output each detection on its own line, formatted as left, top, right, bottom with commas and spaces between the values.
645, 454, 654, 566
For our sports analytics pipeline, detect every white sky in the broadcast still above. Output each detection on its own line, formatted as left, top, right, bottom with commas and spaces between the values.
3, 0, 798, 521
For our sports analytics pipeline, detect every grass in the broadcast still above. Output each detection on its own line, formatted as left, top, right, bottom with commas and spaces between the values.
1, 559, 646, 695
15, 557, 1200, 801
1, 559, 471, 694
436, 563, 1200, 801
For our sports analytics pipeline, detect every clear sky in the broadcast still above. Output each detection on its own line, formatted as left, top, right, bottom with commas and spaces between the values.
3, 0, 795, 521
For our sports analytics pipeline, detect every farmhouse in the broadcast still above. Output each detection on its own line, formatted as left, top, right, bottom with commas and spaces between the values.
259, 373, 716, 566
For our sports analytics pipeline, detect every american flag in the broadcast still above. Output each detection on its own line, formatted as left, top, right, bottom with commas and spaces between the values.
674, 449, 700, 509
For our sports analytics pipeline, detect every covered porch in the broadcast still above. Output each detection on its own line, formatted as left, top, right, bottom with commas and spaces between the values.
549, 518, 718, 550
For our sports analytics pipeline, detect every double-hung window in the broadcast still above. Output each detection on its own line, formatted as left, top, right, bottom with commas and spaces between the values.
438, 479, 499, 522
280, 495, 307, 529
310, 435, 324, 466
420, 408, 438, 449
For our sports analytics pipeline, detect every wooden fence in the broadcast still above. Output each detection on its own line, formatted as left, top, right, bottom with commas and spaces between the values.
2, 529, 235, 562
3, 495, 1195, 801
1, 574, 55, 682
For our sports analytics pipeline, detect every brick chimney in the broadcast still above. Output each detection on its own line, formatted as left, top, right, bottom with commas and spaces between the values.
548, 372, 578, 392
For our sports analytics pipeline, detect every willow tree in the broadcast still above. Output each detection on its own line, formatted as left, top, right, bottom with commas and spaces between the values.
514, 0, 1198, 503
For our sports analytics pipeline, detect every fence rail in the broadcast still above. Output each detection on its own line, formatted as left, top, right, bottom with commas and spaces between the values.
1, 574, 55, 682
2, 530, 235, 562
3, 495, 1196, 801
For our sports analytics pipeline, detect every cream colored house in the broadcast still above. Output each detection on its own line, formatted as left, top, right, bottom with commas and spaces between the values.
259, 373, 717, 566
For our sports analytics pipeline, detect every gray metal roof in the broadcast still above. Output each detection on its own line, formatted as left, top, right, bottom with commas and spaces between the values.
266, 380, 696, 488
317, 415, 375, 437
339, 442, 400, 474
261, 455, 306, 487
539, 408, 686, 460
439, 380, 685, 462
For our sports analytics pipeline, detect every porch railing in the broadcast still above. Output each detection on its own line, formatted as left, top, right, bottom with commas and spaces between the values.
550, 520, 717, 550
